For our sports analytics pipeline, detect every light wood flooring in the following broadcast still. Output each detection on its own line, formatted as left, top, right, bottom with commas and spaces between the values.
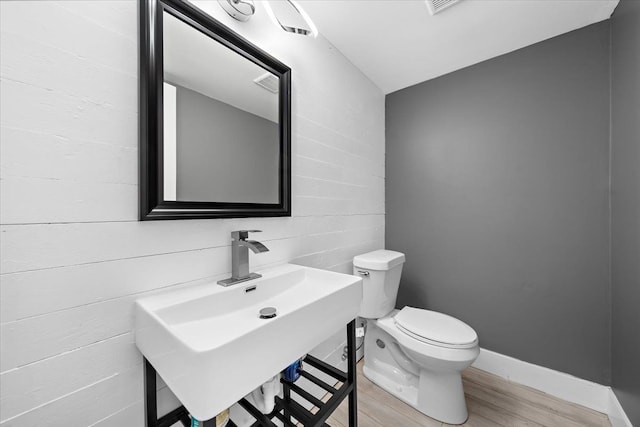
324, 361, 612, 427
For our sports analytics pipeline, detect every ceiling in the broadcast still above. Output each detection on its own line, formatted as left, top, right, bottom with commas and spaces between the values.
300, 0, 619, 94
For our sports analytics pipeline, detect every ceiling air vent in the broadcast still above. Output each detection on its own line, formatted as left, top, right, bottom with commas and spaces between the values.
254, 73, 279, 94
425, 0, 460, 15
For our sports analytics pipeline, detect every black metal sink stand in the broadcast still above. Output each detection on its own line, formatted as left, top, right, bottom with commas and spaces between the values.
144, 319, 358, 427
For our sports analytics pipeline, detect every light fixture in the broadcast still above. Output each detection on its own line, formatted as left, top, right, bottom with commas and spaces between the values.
425, 0, 461, 15
217, 0, 255, 22
263, 0, 318, 38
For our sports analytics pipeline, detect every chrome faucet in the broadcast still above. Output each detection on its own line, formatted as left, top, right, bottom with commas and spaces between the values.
218, 230, 269, 286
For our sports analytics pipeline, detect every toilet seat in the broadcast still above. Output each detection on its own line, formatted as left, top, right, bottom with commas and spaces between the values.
376, 310, 480, 367
394, 307, 478, 349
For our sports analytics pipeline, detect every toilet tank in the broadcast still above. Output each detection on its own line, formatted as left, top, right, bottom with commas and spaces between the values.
353, 250, 406, 319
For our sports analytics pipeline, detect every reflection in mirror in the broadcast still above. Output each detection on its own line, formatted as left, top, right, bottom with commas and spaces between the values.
162, 11, 279, 204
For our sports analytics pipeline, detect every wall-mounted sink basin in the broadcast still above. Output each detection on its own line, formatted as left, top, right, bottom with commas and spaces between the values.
134, 264, 362, 421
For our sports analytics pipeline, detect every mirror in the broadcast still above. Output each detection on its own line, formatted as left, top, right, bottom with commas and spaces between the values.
140, 0, 291, 220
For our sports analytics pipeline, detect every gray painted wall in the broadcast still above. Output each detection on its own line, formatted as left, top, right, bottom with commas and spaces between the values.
386, 22, 611, 383
611, 0, 640, 423
174, 84, 279, 203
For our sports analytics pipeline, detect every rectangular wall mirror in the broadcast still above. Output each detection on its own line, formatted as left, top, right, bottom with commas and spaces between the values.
140, 0, 291, 220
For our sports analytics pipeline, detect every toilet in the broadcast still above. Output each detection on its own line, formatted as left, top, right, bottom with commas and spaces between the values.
353, 249, 479, 425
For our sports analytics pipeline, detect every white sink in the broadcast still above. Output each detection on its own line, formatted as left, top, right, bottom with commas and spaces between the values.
134, 263, 362, 421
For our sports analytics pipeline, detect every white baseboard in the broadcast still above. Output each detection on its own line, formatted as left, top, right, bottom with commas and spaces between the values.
607, 388, 634, 427
472, 348, 632, 427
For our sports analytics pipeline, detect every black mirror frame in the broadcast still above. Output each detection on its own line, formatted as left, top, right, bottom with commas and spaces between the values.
139, 0, 292, 220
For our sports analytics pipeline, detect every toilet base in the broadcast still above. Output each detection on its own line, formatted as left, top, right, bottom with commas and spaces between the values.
417, 367, 468, 424
363, 315, 474, 425
363, 361, 469, 424
363, 362, 419, 408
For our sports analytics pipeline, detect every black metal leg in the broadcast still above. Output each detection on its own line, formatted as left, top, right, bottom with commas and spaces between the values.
346, 320, 358, 427
283, 382, 292, 425
145, 358, 192, 427
145, 359, 159, 427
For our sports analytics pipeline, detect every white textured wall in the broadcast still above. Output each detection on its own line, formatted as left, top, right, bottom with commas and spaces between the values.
0, 1, 385, 425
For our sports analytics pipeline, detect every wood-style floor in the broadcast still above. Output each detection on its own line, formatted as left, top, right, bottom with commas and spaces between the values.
325, 361, 612, 427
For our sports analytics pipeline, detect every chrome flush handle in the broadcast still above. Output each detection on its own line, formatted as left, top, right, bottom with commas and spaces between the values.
357, 270, 370, 277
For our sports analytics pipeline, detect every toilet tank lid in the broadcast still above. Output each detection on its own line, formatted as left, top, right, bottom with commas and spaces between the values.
353, 250, 405, 270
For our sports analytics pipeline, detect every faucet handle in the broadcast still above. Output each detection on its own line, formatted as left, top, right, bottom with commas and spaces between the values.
231, 230, 262, 240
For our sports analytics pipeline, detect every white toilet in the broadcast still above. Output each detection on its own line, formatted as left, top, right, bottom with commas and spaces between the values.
353, 249, 479, 425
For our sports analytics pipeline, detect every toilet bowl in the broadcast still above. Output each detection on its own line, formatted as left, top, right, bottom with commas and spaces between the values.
354, 250, 479, 425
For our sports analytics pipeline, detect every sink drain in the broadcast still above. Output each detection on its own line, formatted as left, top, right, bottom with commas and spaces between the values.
259, 307, 277, 319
